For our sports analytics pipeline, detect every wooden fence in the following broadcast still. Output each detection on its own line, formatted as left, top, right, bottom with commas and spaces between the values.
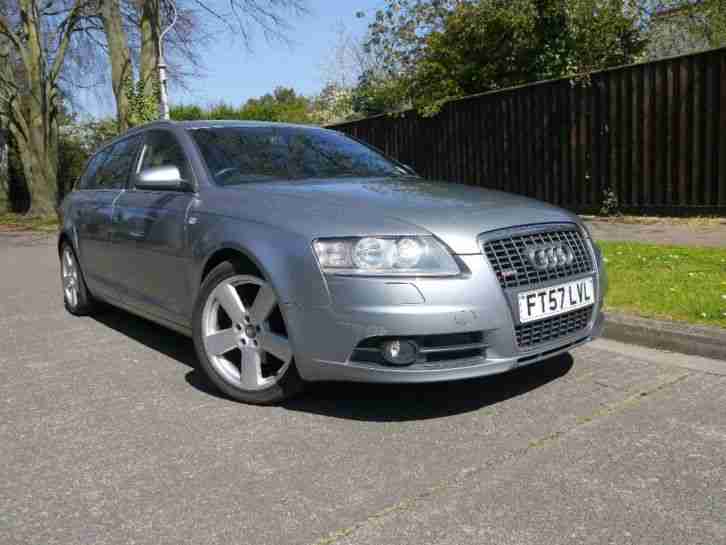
332, 47, 726, 215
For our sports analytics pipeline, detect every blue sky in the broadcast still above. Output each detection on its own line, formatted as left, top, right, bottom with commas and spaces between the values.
79, 0, 384, 119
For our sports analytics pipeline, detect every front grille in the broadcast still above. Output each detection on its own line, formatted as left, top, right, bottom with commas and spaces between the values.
481, 225, 594, 289
515, 306, 592, 349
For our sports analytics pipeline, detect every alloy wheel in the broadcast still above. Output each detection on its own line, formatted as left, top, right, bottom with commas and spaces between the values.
61, 246, 79, 309
201, 275, 293, 391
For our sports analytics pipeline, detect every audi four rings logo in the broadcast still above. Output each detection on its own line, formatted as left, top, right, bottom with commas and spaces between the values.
526, 244, 575, 270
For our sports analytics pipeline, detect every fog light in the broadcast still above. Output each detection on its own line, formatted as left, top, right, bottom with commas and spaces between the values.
381, 340, 418, 366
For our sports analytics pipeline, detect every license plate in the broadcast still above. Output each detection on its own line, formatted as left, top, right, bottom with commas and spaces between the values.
517, 277, 595, 324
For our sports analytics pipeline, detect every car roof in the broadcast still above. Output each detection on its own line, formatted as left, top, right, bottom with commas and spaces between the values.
94, 119, 332, 157
131, 119, 327, 132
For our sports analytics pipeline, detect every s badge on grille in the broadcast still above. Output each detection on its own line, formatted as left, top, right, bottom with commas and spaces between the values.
526, 244, 575, 271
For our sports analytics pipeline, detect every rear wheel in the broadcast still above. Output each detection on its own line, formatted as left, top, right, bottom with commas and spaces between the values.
192, 261, 304, 404
60, 242, 95, 316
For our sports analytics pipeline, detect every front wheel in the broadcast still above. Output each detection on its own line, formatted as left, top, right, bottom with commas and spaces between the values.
192, 261, 304, 404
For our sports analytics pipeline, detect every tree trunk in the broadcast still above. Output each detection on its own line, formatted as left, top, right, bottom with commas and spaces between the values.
11, 126, 56, 216
101, 0, 133, 132
22, 0, 56, 215
138, 0, 160, 98
3, 0, 74, 217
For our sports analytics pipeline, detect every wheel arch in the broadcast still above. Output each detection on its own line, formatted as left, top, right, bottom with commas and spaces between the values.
200, 246, 266, 285
57, 230, 76, 257
189, 219, 330, 311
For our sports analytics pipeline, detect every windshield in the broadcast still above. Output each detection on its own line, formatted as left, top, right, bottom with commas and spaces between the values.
189, 126, 410, 186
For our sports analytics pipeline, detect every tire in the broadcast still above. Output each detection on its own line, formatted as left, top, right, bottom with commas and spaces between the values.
192, 261, 305, 404
60, 242, 95, 316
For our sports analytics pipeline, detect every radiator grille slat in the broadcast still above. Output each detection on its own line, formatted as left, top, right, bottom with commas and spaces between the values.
481, 227, 594, 289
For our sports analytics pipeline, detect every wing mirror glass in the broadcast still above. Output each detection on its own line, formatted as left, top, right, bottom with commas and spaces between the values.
135, 166, 191, 191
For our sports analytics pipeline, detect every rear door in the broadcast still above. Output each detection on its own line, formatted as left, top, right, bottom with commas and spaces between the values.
74, 137, 142, 297
112, 129, 196, 324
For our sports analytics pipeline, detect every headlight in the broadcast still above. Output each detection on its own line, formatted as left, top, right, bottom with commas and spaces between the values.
313, 236, 460, 276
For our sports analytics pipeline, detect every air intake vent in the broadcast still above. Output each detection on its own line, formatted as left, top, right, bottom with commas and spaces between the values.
351, 331, 487, 368
515, 306, 592, 349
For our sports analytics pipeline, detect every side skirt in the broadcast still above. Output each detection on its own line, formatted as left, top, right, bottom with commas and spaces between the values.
93, 289, 193, 338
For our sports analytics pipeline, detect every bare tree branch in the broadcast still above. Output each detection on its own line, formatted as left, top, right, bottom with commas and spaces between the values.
49, 0, 84, 84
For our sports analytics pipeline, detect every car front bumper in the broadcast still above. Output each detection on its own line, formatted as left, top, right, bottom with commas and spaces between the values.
285, 252, 606, 384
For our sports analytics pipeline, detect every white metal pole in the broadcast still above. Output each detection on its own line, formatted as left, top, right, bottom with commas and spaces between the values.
159, 58, 170, 120
158, 0, 177, 120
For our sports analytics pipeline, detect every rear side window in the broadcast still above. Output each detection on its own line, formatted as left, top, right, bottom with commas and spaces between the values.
95, 136, 143, 189
137, 130, 192, 183
78, 149, 110, 190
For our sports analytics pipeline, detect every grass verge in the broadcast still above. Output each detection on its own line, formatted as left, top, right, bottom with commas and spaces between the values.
0, 213, 59, 232
599, 241, 726, 329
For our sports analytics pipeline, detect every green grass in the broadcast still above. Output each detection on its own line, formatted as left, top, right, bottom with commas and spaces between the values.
599, 241, 726, 328
0, 213, 59, 232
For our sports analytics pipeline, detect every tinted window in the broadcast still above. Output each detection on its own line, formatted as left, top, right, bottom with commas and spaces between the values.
190, 127, 407, 186
90, 136, 142, 190
138, 130, 192, 183
78, 149, 110, 190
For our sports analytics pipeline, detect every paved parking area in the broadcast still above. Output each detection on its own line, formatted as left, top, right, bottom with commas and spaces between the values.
585, 218, 726, 247
1, 233, 725, 545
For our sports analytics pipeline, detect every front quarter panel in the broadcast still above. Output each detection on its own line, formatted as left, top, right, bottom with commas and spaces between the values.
188, 209, 330, 311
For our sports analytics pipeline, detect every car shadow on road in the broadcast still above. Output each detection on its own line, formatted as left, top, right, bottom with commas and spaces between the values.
282, 355, 574, 422
92, 305, 198, 368
93, 305, 574, 422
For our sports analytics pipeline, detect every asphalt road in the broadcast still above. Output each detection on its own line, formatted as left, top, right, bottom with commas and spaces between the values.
2, 232, 725, 545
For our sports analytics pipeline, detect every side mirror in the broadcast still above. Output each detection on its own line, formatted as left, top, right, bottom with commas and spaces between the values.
135, 166, 191, 191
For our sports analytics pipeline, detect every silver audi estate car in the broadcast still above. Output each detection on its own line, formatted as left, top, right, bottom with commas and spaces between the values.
59, 120, 606, 404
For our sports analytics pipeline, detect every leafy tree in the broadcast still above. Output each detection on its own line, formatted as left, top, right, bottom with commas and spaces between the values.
350, 0, 457, 115
309, 82, 355, 125
351, 69, 410, 117
125, 76, 161, 126
57, 116, 120, 196
58, 129, 89, 200
642, 1, 726, 59
699, 0, 726, 46
170, 87, 315, 124
363, 0, 459, 78
170, 103, 205, 121
242, 87, 312, 123
359, 0, 647, 116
